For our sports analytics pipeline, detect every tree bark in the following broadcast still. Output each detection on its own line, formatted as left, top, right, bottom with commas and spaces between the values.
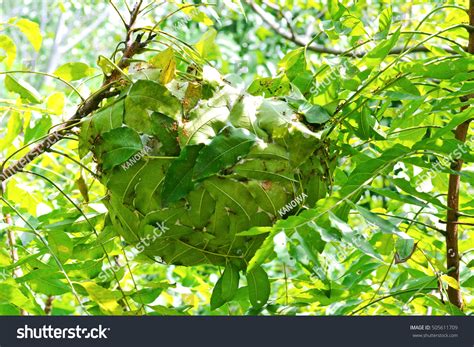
445, 0, 474, 310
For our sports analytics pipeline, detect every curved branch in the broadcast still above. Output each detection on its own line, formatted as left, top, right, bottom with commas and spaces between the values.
0, 70, 85, 101
0, 1, 151, 183
245, 0, 465, 56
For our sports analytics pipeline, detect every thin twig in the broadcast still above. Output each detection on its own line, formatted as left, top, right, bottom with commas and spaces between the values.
245, 0, 464, 56
0, 0, 151, 183
21, 170, 133, 312
440, 220, 474, 227
109, 0, 128, 28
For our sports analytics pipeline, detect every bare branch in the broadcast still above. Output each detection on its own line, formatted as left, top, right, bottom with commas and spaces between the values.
109, 0, 128, 28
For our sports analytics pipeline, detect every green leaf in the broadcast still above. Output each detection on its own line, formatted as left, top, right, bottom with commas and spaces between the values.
236, 226, 272, 236
80, 98, 126, 155
54, 62, 95, 82
412, 137, 474, 163
221, 263, 239, 301
247, 230, 277, 272
279, 47, 306, 81
133, 159, 168, 214
17, 270, 71, 296
390, 178, 445, 208
431, 108, 474, 140
299, 103, 331, 124
90, 99, 125, 135
14, 18, 42, 51
329, 212, 383, 260
186, 187, 215, 229
210, 277, 226, 310
97, 55, 115, 76
0, 34, 17, 68
5, 75, 42, 103
97, 127, 143, 169
291, 225, 327, 282
130, 287, 164, 304
256, 99, 293, 134
246, 266, 270, 309
402, 57, 474, 80
234, 158, 297, 184
462, 276, 474, 288
352, 204, 401, 235
367, 187, 425, 207
340, 144, 410, 198
193, 127, 256, 180
248, 76, 290, 97
125, 80, 181, 131
150, 112, 180, 155
0, 282, 40, 314
377, 7, 392, 38
195, 28, 220, 60
161, 144, 203, 205
229, 95, 266, 137
204, 177, 258, 225
365, 27, 401, 67
148, 305, 189, 315
395, 237, 415, 263
47, 230, 73, 263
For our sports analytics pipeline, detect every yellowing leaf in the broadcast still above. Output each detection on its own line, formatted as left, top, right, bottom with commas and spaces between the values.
46, 92, 65, 115
190, 10, 213, 26
441, 275, 460, 290
80, 282, 123, 315
183, 82, 202, 112
0, 34, 17, 68
160, 58, 176, 84
150, 48, 176, 84
15, 18, 42, 51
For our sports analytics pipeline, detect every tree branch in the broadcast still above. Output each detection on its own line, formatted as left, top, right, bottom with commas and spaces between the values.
245, 0, 462, 56
444, 0, 474, 311
0, 1, 152, 183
